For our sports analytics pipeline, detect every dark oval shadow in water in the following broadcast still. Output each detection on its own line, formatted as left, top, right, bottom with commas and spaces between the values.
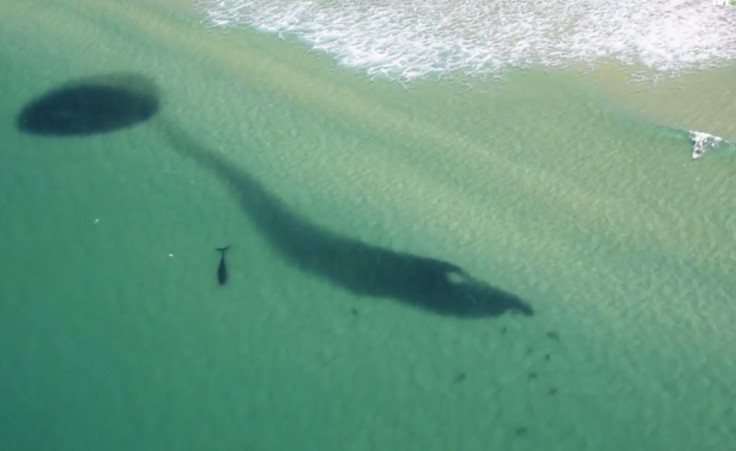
16, 73, 159, 136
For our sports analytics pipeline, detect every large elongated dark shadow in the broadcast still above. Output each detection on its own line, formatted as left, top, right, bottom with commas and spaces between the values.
164, 126, 534, 318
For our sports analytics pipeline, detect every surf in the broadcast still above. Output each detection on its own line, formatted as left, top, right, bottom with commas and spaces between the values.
195, 0, 736, 82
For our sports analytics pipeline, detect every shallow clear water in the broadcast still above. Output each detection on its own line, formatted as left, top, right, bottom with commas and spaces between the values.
1, 1, 735, 450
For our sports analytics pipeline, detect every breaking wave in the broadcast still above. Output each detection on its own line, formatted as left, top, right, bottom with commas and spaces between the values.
689, 130, 734, 160
196, 0, 736, 81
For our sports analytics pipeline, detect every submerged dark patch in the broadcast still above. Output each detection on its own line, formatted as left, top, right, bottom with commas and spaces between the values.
163, 126, 535, 319
16, 73, 159, 136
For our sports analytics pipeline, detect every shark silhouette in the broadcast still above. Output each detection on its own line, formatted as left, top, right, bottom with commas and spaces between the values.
163, 126, 533, 318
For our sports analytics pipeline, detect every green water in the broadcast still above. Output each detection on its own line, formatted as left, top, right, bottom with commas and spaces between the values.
1, 1, 735, 450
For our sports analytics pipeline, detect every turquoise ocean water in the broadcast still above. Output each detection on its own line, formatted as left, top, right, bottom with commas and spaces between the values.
1, 1, 735, 450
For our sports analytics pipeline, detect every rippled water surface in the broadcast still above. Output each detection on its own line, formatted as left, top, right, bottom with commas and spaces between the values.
1, 1, 735, 450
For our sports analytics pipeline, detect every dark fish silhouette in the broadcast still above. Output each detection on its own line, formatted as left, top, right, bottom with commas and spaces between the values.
164, 127, 534, 318
216, 246, 231, 285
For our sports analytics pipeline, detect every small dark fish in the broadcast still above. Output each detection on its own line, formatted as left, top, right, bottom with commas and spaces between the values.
546, 331, 560, 342
526, 346, 534, 355
528, 372, 538, 381
216, 246, 231, 285
515, 427, 528, 437
548, 388, 558, 396
351, 308, 360, 316
454, 372, 467, 384
501, 326, 507, 335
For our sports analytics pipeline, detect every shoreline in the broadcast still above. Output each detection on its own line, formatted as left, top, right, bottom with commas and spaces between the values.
568, 61, 736, 142
41, 0, 735, 145
184, 0, 736, 142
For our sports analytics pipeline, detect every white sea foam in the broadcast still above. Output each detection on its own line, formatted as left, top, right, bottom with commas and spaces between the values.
689, 131, 726, 160
196, 0, 736, 81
